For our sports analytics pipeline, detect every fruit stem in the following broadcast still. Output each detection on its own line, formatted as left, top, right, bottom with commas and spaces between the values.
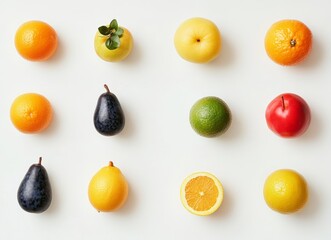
109, 161, 114, 167
281, 96, 285, 111
38, 157, 42, 165
104, 84, 110, 93
290, 39, 296, 47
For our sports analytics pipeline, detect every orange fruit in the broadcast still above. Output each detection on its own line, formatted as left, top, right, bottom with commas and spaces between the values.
88, 161, 128, 212
264, 19, 312, 66
180, 172, 224, 216
15, 20, 58, 61
10, 93, 53, 133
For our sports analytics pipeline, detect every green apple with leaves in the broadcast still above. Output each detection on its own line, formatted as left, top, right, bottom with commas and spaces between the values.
94, 19, 133, 62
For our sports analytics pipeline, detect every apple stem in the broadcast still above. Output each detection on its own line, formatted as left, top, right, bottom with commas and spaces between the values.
104, 84, 110, 93
38, 157, 42, 165
281, 96, 285, 111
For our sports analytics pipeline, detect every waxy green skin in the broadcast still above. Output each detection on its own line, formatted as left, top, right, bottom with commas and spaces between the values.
190, 96, 231, 137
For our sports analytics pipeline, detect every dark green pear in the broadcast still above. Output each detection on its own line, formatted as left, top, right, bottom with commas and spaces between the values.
17, 157, 52, 213
94, 84, 125, 136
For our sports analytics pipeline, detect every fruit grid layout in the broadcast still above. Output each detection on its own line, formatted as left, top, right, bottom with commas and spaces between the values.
11, 17, 313, 215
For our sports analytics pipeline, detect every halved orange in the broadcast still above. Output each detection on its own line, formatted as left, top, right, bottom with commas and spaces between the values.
180, 172, 224, 216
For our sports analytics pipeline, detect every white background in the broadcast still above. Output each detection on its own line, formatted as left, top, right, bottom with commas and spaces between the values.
0, 0, 330, 239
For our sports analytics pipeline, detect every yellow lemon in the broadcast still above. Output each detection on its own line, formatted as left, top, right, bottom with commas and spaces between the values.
263, 169, 308, 214
88, 161, 128, 212
180, 172, 224, 216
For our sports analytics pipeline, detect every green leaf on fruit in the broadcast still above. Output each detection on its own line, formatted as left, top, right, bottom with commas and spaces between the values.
98, 26, 110, 35
111, 35, 120, 47
110, 19, 118, 31
105, 38, 117, 50
98, 19, 124, 50
115, 28, 124, 37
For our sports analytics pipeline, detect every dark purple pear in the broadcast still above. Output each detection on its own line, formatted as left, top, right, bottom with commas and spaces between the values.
93, 84, 125, 136
17, 157, 52, 213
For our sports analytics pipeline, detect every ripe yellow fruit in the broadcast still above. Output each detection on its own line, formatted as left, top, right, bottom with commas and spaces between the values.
94, 26, 133, 62
180, 172, 224, 216
88, 161, 128, 212
174, 17, 222, 63
263, 169, 308, 214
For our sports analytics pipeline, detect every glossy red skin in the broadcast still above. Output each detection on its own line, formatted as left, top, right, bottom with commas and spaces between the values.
265, 93, 311, 138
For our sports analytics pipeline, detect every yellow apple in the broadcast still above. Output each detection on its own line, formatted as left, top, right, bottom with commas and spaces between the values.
174, 17, 222, 63
94, 25, 133, 62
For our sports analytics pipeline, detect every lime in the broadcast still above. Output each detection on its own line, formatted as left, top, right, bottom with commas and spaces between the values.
189, 96, 231, 137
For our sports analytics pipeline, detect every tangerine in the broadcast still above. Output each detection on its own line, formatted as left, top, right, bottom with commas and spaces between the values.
15, 20, 58, 61
10, 93, 53, 133
264, 19, 312, 66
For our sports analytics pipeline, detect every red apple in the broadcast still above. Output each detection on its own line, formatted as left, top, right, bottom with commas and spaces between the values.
265, 93, 311, 138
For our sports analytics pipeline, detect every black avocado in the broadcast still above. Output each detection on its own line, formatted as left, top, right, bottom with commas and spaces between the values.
17, 157, 52, 213
94, 84, 125, 136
